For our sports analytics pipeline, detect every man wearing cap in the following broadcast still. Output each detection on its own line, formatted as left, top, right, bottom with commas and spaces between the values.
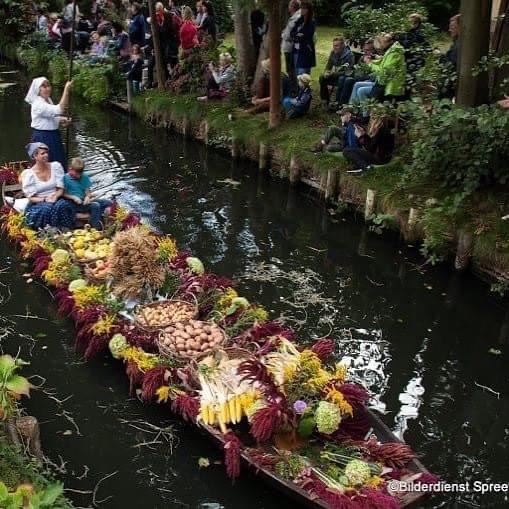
311, 107, 359, 153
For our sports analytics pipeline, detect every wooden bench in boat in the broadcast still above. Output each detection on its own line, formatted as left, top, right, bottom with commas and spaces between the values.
1, 181, 91, 225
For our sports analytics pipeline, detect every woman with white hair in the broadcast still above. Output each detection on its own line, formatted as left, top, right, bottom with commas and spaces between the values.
22, 142, 75, 230
25, 77, 73, 171
283, 73, 313, 119
198, 52, 236, 102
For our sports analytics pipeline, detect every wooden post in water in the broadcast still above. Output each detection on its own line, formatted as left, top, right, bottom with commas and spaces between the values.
364, 189, 377, 220
16, 416, 43, 460
325, 169, 338, 201
231, 137, 241, 158
406, 207, 420, 243
182, 116, 190, 138
126, 80, 132, 113
454, 230, 474, 271
289, 156, 300, 183
259, 143, 268, 170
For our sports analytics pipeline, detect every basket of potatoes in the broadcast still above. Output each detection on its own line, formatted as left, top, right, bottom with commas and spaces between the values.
134, 300, 197, 331
157, 319, 227, 360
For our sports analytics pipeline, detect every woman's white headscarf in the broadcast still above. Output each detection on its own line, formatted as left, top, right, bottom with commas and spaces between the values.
25, 77, 49, 105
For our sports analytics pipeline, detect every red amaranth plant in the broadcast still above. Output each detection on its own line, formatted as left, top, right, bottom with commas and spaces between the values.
310, 338, 335, 361
300, 476, 357, 508
171, 393, 199, 422
54, 288, 75, 316
169, 250, 192, 271
126, 359, 143, 394
349, 437, 417, 469
250, 399, 294, 443
338, 383, 370, 411
179, 273, 234, 297
118, 323, 158, 353
121, 212, 141, 230
0, 168, 18, 185
141, 366, 170, 402
224, 432, 242, 480
355, 488, 400, 509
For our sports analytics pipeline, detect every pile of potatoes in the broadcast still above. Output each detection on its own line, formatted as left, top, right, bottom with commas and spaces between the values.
135, 301, 196, 328
159, 320, 225, 357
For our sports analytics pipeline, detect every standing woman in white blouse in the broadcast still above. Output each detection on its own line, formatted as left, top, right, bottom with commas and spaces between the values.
22, 142, 75, 230
25, 77, 72, 171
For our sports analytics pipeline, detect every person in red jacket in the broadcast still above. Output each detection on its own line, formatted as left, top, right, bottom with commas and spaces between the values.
180, 6, 198, 52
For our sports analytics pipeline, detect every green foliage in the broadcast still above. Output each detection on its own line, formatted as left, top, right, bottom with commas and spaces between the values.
402, 102, 509, 198
368, 212, 397, 234
0, 441, 72, 508
72, 61, 120, 105
0, 355, 31, 420
342, 0, 435, 43
214, 0, 234, 34
47, 51, 69, 87
0, 481, 64, 509
17, 32, 53, 76
473, 51, 509, 98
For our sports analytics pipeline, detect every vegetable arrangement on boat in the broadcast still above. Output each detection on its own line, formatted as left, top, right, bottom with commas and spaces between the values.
0, 163, 437, 509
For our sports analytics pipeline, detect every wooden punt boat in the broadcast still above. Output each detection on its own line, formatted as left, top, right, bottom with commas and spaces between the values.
200, 407, 428, 509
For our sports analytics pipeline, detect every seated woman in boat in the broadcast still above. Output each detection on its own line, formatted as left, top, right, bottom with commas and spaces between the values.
25, 77, 73, 171
21, 142, 75, 231
63, 157, 112, 229
197, 52, 236, 102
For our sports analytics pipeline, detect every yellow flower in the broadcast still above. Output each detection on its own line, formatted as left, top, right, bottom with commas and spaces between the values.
306, 369, 331, 392
122, 346, 160, 371
299, 350, 322, 377
283, 364, 298, 383
156, 386, 170, 403
214, 288, 238, 313
334, 362, 348, 383
113, 206, 129, 223
156, 237, 178, 262
324, 388, 353, 417
90, 314, 117, 336
366, 475, 384, 488
72, 285, 106, 309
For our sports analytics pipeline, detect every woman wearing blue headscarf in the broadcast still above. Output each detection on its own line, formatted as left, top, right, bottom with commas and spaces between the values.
25, 77, 72, 171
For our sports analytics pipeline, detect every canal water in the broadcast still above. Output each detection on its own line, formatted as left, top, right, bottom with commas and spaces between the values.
1, 78, 508, 509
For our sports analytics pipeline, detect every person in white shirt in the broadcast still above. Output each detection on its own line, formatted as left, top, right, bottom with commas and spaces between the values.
25, 77, 73, 171
22, 142, 75, 230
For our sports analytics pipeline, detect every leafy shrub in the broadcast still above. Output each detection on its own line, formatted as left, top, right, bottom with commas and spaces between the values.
17, 32, 53, 76
342, 0, 435, 44
73, 61, 113, 104
48, 51, 69, 87
402, 102, 509, 198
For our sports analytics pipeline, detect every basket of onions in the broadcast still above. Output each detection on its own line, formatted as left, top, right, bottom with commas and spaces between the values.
157, 319, 227, 360
134, 300, 197, 331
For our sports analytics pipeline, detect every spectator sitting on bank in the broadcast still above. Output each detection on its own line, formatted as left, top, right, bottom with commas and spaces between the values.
311, 107, 359, 153
319, 36, 355, 108
89, 31, 107, 56
344, 114, 395, 173
247, 59, 291, 115
124, 44, 143, 93
37, 8, 48, 33
335, 39, 375, 106
350, 33, 406, 104
63, 157, 112, 230
283, 73, 312, 120
112, 21, 131, 60
96, 12, 112, 37
180, 6, 198, 53
47, 14, 62, 47
197, 52, 236, 102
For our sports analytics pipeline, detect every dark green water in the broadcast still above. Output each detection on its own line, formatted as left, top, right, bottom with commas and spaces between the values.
1, 81, 508, 509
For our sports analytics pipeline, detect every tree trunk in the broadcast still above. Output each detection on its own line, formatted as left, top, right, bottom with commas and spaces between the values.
233, 0, 256, 85
456, 0, 492, 106
268, 3, 282, 128
148, 0, 166, 90
4, 418, 21, 448
492, 1, 509, 96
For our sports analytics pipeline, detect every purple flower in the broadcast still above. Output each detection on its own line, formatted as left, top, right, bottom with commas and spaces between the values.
293, 400, 308, 414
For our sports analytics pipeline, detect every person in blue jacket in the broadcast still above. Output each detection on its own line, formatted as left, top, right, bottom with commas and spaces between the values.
129, 2, 145, 47
290, 1, 316, 75
311, 107, 360, 153
283, 73, 313, 119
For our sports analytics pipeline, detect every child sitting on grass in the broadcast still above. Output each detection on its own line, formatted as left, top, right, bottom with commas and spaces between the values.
63, 157, 112, 229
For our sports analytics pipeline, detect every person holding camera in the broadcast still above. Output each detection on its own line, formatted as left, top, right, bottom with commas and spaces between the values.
197, 53, 236, 102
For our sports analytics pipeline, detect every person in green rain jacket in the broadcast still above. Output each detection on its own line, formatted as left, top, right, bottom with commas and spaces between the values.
369, 34, 407, 98
350, 33, 407, 103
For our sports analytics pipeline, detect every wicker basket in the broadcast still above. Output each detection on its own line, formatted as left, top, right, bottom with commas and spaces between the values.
83, 261, 111, 284
133, 299, 198, 331
156, 321, 227, 361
